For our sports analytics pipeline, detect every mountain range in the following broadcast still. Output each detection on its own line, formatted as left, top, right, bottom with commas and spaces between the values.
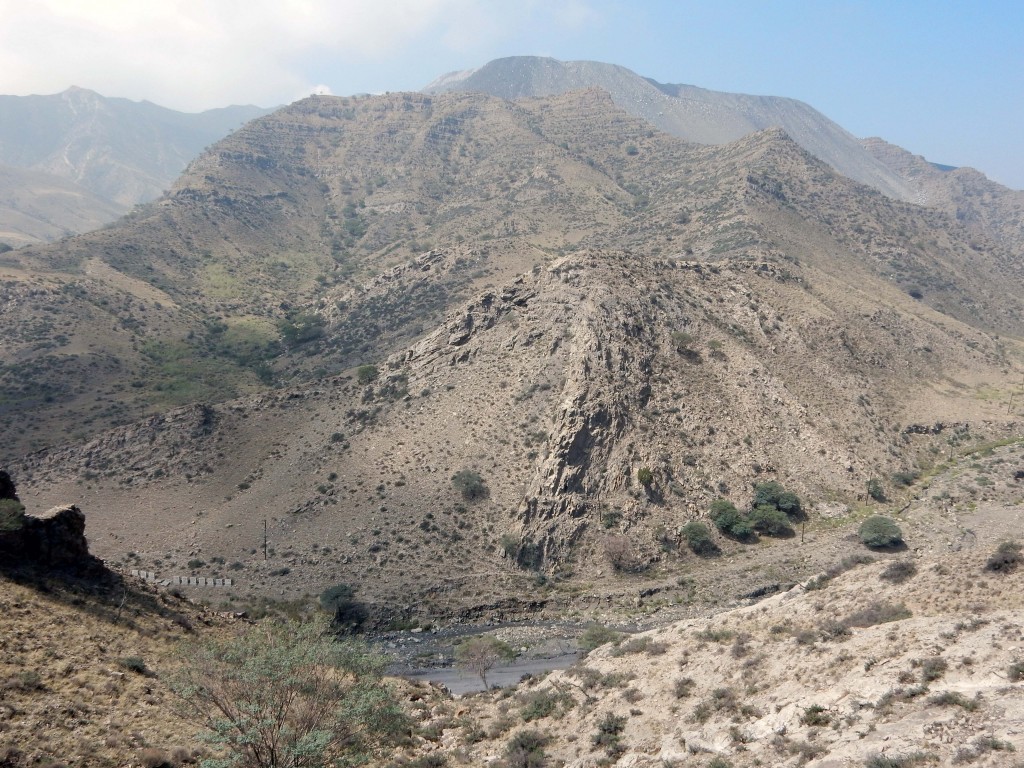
0, 86, 271, 246
1, 70, 1020, 618
2, 55, 1024, 767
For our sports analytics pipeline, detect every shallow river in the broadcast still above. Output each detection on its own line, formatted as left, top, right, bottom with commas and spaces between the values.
400, 652, 580, 695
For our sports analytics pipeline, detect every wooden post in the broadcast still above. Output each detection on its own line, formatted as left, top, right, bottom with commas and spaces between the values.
263, 519, 268, 561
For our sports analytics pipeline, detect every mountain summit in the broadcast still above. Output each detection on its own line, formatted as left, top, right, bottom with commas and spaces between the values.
425, 56, 916, 200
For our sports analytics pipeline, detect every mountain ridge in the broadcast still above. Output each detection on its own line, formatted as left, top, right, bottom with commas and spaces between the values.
424, 56, 918, 201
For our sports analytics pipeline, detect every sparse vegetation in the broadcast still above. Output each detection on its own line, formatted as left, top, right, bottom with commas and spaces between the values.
591, 711, 627, 758
880, 560, 918, 584
579, 624, 623, 653
844, 601, 912, 628
984, 540, 1022, 573
168, 622, 407, 768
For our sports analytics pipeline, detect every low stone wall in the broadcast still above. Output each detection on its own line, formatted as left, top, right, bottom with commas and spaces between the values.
130, 569, 233, 587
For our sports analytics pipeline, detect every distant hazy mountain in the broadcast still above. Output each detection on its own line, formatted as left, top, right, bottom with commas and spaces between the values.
863, 136, 1024, 254
0, 164, 123, 247
425, 56, 917, 201
0, 87, 272, 243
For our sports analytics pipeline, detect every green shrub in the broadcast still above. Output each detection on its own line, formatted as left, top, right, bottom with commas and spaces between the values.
867, 478, 886, 502
864, 753, 934, 768
1008, 660, 1024, 682
452, 470, 488, 501
673, 677, 695, 698
892, 470, 919, 487
927, 691, 978, 711
858, 516, 903, 548
749, 505, 792, 536
579, 625, 622, 653
518, 689, 572, 722
355, 364, 379, 384
914, 656, 947, 682
591, 712, 627, 756
167, 622, 407, 768
503, 729, 548, 768
636, 467, 654, 487
710, 499, 753, 540
880, 560, 917, 584
800, 704, 833, 726
752, 481, 802, 517
984, 541, 1023, 573
680, 521, 718, 556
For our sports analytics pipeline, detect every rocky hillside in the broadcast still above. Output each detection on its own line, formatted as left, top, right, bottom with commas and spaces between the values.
10, 241, 1024, 615
0, 87, 271, 245
406, 544, 1024, 768
3, 89, 1022, 463
0, 164, 123, 247
424, 56, 916, 201
0, 87, 271, 208
3, 453, 1023, 767
863, 136, 1024, 255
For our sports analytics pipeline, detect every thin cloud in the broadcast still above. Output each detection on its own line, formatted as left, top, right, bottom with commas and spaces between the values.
0, 0, 601, 110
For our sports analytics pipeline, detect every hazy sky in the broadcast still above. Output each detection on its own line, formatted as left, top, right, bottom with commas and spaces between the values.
1, 0, 1021, 188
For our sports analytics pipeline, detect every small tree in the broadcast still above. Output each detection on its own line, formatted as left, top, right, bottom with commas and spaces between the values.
710, 499, 753, 540
749, 505, 792, 536
455, 635, 516, 690
355, 364, 379, 385
680, 521, 718, 556
866, 478, 886, 502
451, 469, 488, 501
168, 622, 408, 768
319, 583, 368, 633
858, 516, 903, 548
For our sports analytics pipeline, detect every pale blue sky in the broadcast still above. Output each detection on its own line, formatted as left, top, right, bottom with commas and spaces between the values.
1, 1, 1020, 188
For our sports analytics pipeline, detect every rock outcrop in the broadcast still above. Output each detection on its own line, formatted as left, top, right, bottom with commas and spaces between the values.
0, 472, 103, 573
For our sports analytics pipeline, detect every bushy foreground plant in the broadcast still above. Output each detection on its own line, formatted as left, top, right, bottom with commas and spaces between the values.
168, 622, 408, 768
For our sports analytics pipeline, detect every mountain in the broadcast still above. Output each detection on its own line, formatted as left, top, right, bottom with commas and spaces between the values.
0, 164, 124, 246
424, 56, 917, 201
863, 136, 1024, 255
0, 87, 272, 244
4, 89, 1023, 618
